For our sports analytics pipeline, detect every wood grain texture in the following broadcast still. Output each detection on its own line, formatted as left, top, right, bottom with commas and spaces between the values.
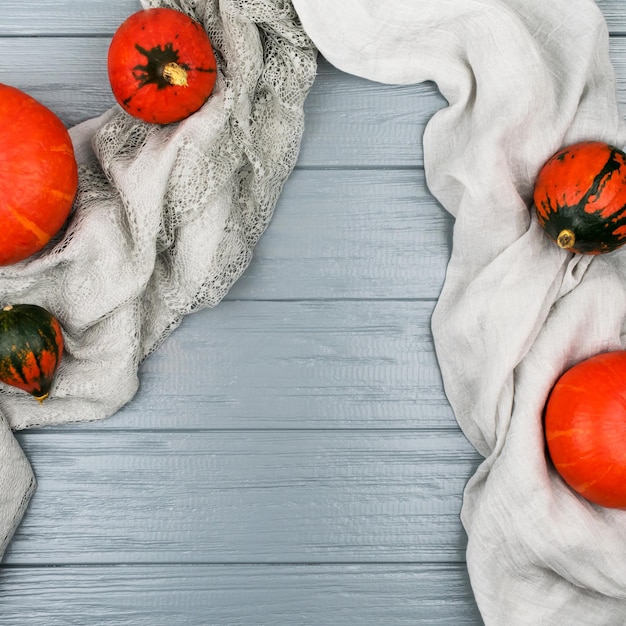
1, 0, 625, 35
599, 1, 626, 33
0, 564, 482, 625
4, 430, 480, 565
77, 299, 455, 431
0, 0, 141, 35
0, 37, 115, 128
228, 169, 452, 301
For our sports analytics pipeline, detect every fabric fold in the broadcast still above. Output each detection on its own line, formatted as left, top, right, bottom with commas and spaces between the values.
292, 0, 626, 623
0, 417, 35, 558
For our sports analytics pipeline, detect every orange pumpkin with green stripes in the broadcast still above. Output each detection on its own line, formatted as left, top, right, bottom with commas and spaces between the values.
0, 304, 64, 402
533, 141, 626, 254
0, 83, 78, 265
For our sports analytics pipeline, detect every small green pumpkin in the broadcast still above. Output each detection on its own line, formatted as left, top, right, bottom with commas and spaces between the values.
0, 304, 64, 402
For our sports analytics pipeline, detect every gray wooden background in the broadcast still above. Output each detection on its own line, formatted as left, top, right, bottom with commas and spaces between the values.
0, 2, 624, 624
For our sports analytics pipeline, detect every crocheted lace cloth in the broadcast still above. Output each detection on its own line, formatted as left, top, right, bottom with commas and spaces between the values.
0, 0, 316, 555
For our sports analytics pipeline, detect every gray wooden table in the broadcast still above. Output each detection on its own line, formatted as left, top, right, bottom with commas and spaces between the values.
0, 2, 624, 624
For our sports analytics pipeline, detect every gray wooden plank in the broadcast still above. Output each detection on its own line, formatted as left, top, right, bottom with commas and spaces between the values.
0, 0, 140, 35
4, 430, 480, 564
0, 564, 482, 625
229, 169, 452, 301
0, 37, 115, 128
2, 37, 626, 166
599, 1, 626, 33
297, 66, 445, 168
62, 299, 456, 431
606, 39, 626, 108
1, 0, 624, 35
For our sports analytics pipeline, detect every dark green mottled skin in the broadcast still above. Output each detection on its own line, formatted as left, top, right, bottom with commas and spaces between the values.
0, 304, 63, 400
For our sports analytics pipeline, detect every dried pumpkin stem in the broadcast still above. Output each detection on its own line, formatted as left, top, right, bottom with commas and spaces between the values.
162, 62, 188, 87
557, 229, 576, 250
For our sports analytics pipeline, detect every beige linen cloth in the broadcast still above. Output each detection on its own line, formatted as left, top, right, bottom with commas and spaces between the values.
292, 0, 626, 624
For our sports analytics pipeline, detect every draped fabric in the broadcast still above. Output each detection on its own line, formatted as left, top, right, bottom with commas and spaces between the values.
292, 0, 626, 622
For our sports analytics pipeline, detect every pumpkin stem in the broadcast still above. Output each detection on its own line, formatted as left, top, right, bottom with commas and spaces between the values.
162, 62, 188, 87
557, 229, 576, 250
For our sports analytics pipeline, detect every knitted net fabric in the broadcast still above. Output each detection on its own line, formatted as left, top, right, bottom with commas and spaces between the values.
0, 0, 316, 555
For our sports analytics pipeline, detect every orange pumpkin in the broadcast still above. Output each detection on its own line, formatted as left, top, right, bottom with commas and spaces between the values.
533, 141, 626, 254
0, 84, 78, 265
107, 8, 217, 124
544, 351, 626, 508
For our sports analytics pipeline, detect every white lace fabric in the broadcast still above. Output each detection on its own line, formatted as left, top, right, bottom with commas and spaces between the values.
0, 0, 316, 556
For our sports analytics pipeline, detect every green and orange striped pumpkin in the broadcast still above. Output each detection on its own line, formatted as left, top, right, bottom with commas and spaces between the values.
533, 141, 626, 254
0, 304, 64, 402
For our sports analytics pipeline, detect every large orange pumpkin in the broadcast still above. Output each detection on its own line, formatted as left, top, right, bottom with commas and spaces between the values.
0, 83, 78, 265
533, 141, 626, 255
544, 351, 626, 508
107, 8, 217, 124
